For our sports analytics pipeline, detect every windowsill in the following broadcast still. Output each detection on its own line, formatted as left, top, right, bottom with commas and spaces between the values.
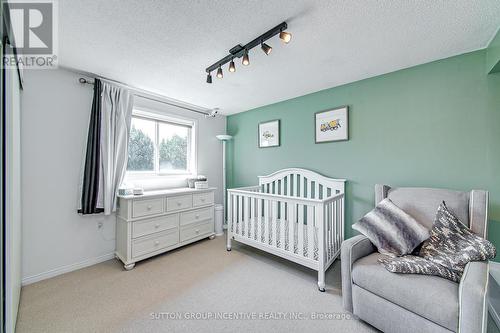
125, 173, 195, 180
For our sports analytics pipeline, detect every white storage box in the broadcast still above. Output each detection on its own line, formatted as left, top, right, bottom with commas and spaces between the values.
194, 181, 208, 189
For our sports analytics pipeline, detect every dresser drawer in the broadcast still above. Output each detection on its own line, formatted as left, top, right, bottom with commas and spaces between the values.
166, 195, 192, 212
180, 220, 214, 242
132, 229, 179, 258
180, 207, 214, 226
132, 214, 178, 238
132, 198, 164, 218
193, 191, 214, 207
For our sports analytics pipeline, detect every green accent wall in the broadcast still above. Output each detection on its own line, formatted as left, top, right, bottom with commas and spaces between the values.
487, 28, 500, 74
227, 49, 500, 259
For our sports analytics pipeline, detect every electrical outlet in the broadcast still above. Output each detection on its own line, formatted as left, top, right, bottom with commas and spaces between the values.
97, 221, 104, 229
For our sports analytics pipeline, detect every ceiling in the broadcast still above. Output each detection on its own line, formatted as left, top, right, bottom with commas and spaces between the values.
59, 0, 500, 115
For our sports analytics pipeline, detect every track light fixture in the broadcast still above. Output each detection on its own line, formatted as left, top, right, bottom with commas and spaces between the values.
205, 22, 290, 83
216, 67, 223, 78
261, 41, 272, 55
229, 59, 236, 72
242, 51, 250, 66
279, 30, 292, 44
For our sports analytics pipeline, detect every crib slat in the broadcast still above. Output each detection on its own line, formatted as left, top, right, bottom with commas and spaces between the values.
288, 203, 295, 252
280, 201, 286, 249
297, 204, 304, 256
287, 175, 292, 196
244, 196, 250, 238
315, 181, 319, 199
331, 202, 335, 259
330, 201, 334, 259
326, 202, 330, 261
264, 199, 270, 245
250, 198, 257, 239
232, 194, 237, 233
307, 205, 315, 259
271, 201, 278, 247
296, 174, 300, 197
248, 197, 253, 240
280, 180, 285, 245
322, 185, 327, 200
297, 175, 304, 198
257, 198, 263, 243
238, 195, 243, 236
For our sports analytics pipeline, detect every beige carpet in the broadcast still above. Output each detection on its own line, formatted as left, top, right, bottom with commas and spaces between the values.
16, 235, 377, 333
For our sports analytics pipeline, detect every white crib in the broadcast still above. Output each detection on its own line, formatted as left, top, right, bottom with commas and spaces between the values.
227, 168, 345, 291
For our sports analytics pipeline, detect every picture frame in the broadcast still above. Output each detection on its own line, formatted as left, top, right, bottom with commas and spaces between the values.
258, 119, 280, 148
315, 106, 349, 143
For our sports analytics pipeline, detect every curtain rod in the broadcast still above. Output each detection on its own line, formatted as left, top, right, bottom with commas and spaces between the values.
70, 69, 217, 117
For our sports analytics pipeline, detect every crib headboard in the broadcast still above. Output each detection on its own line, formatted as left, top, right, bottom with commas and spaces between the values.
258, 168, 345, 200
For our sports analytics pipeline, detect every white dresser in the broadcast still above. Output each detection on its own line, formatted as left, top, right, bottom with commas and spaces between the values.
116, 187, 216, 270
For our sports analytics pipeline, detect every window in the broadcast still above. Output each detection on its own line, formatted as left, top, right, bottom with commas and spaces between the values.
127, 111, 195, 175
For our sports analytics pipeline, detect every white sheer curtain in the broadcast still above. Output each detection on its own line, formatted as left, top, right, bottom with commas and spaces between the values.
98, 82, 133, 214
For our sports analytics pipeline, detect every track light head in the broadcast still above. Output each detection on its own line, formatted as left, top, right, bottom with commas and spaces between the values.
229, 59, 236, 72
206, 73, 212, 84
261, 42, 272, 55
216, 67, 223, 78
242, 51, 250, 66
279, 30, 292, 44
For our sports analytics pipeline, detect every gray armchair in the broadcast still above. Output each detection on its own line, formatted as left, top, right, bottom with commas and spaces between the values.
341, 184, 490, 333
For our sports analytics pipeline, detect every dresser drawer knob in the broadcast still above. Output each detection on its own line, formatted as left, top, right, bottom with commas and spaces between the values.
195, 214, 200, 219
154, 240, 160, 246
177, 202, 182, 206
147, 205, 152, 210
155, 224, 160, 229
195, 229, 200, 234
201, 198, 206, 202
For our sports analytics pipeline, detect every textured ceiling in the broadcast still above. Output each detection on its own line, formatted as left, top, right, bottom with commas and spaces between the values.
59, 0, 500, 115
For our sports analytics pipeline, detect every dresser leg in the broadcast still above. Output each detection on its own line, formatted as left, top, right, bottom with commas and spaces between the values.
124, 263, 135, 271
208, 235, 215, 240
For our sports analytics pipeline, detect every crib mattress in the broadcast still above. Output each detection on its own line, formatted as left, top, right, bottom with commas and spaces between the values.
232, 219, 321, 260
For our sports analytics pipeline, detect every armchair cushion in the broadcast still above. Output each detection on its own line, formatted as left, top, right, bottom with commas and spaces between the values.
376, 185, 470, 229
352, 252, 459, 331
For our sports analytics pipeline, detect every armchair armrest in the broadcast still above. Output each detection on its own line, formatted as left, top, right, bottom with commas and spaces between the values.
341, 235, 376, 312
459, 261, 489, 333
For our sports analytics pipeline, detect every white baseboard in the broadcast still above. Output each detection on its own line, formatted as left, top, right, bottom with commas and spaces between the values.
21, 252, 115, 286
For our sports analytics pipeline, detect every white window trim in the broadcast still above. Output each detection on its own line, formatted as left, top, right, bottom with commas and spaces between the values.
126, 108, 197, 179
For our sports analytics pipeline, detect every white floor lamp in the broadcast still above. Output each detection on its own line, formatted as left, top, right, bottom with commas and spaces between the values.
216, 134, 232, 226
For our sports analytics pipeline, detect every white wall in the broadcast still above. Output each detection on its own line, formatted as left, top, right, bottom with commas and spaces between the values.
21, 68, 226, 284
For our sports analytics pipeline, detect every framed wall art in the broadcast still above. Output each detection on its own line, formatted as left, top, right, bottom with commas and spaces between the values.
315, 106, 348, 143
258, 120, 280, 148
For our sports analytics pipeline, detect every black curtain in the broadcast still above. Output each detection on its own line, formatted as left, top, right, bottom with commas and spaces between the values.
78, 79, 104, 214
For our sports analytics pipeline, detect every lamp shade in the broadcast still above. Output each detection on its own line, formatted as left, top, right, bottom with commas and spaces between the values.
216, 135, 233, 141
